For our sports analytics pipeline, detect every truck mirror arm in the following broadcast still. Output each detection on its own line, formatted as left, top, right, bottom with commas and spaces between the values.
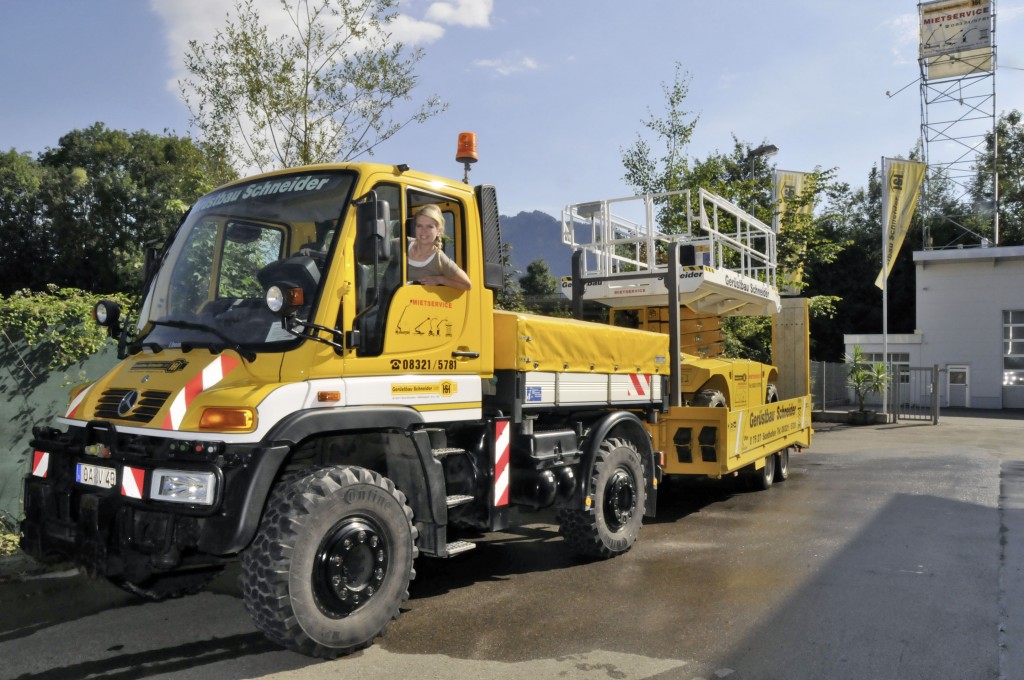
278, 317, 346, 353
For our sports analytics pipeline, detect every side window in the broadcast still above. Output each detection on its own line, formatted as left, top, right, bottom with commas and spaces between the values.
406, 189, 466, 279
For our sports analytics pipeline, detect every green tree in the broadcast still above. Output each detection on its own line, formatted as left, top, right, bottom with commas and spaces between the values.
494, 243, 526, 312
620, 62, 698, 235
971, 109, 1024, 246
37, 124, 236, 294
620, 65, 847, 360
181, 0, 446, 172
0, 150, 47, 293
0, 124, 234, 296
519, 259, 558, 296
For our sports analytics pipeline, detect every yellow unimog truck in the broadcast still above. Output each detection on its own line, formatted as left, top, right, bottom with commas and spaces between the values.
21, 137, 811, 658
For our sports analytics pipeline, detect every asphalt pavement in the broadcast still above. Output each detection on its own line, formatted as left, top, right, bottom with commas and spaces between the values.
1, 410, 1022, 680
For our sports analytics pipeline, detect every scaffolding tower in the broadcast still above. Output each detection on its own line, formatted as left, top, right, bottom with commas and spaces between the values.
918, 0, 998, 248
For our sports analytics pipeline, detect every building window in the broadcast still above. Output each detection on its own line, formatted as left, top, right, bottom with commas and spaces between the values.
1005, 311, 1024, 387
864, 352, 911, 384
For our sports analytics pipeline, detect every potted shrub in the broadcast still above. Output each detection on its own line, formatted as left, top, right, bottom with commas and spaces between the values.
845, 346, 891, 425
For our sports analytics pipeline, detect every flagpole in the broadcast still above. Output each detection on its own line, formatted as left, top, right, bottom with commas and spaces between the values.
881, 157, 889, 417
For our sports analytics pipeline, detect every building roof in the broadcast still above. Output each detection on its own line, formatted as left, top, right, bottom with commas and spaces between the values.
914, 244, 1024, 265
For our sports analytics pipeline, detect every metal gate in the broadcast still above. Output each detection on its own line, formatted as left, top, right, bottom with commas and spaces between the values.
890, 365, 940, 424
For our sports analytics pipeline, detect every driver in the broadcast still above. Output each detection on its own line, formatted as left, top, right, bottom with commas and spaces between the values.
406, 205, 472, 290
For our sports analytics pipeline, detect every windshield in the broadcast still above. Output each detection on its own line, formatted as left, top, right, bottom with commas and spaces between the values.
136, 170, 355, 351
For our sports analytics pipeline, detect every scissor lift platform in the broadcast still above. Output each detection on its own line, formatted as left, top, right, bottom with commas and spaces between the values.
562, 189, 780, 317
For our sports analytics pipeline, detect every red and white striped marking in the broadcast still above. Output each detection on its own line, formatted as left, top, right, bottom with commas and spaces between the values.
162, 355, 239, 430
121, 466, 145, 499
31, 451, 49, 478
494, 420, 510, 506
66, 385, 93, 419
628, 373, 651, 396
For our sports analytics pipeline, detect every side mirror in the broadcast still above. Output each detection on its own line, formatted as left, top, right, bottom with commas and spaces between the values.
355, 200, 392, 265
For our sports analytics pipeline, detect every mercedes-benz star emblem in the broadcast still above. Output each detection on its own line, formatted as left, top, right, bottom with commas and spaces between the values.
117, 389, 140, 417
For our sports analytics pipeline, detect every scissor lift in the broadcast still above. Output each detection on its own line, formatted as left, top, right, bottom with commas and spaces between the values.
562, 188, 780, 317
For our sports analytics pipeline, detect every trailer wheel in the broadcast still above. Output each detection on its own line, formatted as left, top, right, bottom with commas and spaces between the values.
693, 389, 727, 408
774, 447, 790, 482
108, 565, 224, 601
745, 452, 776, 491
558, 438, 645, 558
240, 466, 417, 658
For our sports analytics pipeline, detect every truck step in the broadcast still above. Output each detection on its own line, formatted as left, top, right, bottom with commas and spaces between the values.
432, 447, 466, 458
446, 494, 474, 508
444, 540, 476, 557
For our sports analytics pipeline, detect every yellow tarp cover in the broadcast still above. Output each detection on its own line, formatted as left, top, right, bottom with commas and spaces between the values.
493, 310, 670, 374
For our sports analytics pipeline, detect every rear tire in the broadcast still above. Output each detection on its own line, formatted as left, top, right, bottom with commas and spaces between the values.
240, 466, 417, 658
774, 447, 790, 482
745, 453, 776, 492
558, 438, 646, 559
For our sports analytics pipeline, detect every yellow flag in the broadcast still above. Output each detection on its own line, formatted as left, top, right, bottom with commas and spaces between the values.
875, 158, 926, 289
773, 170, 812, 232
774, 170, 813, 289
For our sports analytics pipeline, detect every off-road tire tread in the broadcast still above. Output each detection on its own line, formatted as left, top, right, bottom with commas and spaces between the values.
239, 466, 417, 658
557, 438, 645, 559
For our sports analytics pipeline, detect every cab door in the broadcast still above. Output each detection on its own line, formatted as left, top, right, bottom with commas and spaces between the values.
345, 183, 485, 420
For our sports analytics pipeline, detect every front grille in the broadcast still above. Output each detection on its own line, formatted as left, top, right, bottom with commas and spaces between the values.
94, 389, 172, 423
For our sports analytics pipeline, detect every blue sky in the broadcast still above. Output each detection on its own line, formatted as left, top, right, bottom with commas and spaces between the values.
1, 0, 1022, 217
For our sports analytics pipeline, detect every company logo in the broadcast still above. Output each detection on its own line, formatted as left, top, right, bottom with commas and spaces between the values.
117, 389, 140, 417
890, 173, 904, 193
130, 359, 189, 373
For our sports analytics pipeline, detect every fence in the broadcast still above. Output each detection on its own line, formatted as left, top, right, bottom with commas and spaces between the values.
810, 360, 851, 411
810, 360, 940, 424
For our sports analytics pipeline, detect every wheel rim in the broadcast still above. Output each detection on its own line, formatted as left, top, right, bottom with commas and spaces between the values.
778, 449, 789, 476
603, 467, 637, 531
764, 453, 775, 483
312, 516, 389, 619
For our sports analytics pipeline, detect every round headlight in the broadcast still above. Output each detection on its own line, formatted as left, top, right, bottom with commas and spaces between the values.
266, 285, 285, 314
93, 299, 120, 327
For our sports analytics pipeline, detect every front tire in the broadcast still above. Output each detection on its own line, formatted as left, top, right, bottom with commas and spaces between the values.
558, 438, 646, 558
240, 466, 417, 658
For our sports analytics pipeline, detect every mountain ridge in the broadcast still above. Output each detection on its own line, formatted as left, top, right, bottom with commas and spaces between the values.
499, 210, 574, 280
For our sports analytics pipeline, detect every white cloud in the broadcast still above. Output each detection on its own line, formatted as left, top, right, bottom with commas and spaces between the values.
474, 56, 538, 76
390, 14, 446, 44
884, 12, 919, 66
151, 0, 310, 92
425, 0, 493, 27
151, 0, 490, 91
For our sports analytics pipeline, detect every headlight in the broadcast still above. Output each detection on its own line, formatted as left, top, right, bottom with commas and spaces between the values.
93, 299, 123, 336
265, 282, 305, 317
150, 469, 217, 505
266, 285, 285, 314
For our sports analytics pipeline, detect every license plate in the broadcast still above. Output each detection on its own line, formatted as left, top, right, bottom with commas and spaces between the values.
76, 463, 117, 489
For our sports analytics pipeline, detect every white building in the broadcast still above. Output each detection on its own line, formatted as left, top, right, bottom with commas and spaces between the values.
845, 244, 1024, 410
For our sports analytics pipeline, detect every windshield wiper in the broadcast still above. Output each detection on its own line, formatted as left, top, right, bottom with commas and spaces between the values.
148, 319, 258, 362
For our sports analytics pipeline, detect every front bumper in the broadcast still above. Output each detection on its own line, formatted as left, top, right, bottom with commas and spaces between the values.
20, 422, 289, 580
